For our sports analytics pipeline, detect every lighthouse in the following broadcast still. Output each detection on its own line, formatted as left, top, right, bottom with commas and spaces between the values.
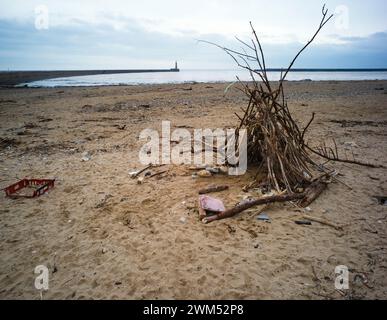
171, 61, 179, 72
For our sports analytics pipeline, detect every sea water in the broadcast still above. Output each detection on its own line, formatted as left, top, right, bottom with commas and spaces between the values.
24, 69, 387, 87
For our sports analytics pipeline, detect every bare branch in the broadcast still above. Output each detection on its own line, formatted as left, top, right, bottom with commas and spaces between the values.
280, 6, 333, 82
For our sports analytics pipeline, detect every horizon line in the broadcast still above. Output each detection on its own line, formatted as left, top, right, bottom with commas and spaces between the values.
2, 67, 387, 72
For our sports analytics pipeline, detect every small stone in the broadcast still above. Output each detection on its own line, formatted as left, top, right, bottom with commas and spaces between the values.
206, 167, 220, 174
102, 248, 107, 254
137, 177, 144, 184
198, 170, 212, 177
305, 207, 312, 212
256, 213, 270, 222
219, 166, 228, 174
344, 141, 359, 149
179, 217, 187, 224
295, 220, 312, 226
81, 151, 91, 162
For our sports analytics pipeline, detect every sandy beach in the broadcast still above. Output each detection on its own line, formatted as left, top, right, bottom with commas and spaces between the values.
0, 80, 386, 300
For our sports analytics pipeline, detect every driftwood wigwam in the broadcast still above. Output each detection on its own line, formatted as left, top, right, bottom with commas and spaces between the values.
201, 5, 335, 195
199, 5, 381, 223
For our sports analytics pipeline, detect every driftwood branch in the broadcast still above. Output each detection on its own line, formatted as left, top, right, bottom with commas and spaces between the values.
202, 193, 305, 223
131, 165, 152, 178
149, 170, 168, 178
198, 185, 229, 195
299, 180, 327, 207
306, 145, 383, 168
301, 112, 315, 143
280, 4, 334, 83
202, 174, 329, 223
303, 215, 343, 231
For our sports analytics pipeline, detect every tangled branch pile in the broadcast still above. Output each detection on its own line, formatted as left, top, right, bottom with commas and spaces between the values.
206, 6, 333, 192
202, 5, 379, 195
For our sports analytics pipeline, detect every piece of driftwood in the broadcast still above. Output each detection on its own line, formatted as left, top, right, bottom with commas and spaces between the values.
131, 165, 152, 179
189, 166, 207, 170
298, 180, 327, 208
202, 193, 305, 223
302, 215, 343, 231
198, 185, 229, 195
149, 170, 168, 178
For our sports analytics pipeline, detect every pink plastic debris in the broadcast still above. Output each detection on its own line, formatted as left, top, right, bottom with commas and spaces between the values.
198, 195, 225, 220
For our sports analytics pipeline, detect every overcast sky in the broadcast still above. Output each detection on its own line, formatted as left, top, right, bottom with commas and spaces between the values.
0, 0, 386, 70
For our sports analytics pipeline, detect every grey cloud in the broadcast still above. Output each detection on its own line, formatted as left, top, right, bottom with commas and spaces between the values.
0, 18, 386, 70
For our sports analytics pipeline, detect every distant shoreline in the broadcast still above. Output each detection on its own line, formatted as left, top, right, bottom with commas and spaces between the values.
0, 68, 180, 87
